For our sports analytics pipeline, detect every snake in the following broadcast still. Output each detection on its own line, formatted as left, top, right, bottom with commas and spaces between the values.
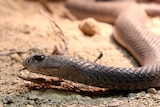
22, 0, 160, 90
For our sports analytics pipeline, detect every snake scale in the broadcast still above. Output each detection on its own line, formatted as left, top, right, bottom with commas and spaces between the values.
22, 0, 160, 90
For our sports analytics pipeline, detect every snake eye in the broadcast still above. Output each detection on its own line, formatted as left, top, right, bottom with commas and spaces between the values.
32, 55, 46, 62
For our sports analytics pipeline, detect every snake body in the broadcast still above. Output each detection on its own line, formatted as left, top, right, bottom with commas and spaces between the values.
22, 0, 160, 90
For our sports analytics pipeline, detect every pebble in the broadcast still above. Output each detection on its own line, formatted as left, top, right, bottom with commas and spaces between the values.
157, 90, 160, 94
147, 88, 157, 94
26, 105, 34, 107
27, 91, 39, 100
0, 102, 3, 107
79, 18, 100, 36
10, 53, 21, 63
28, 45, 45, 55
152, 95, 160, 100
108, 102, 120, 107
128, 93, 137, 98
108, 99, 122, 107
136, 91, 146, 98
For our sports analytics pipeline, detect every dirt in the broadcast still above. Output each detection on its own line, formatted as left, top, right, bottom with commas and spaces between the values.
0, 0, 160, 107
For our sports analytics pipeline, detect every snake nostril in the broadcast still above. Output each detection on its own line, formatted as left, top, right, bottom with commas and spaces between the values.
27, 59, 30, 63
24, 59, 30, 65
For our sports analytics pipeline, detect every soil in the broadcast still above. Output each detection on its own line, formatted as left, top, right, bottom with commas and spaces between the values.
0, 0, 160, 107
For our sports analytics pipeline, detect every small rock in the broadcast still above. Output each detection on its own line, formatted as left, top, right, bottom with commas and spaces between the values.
27, 91, 39, 100
79, 18, 100, 36
0, 101, 3, 107
28, 45, 45, 55
26, 105, 34, 107
147, 88, 157, 94
108, 99, 122, 107
108, 102, 120, 107
157, 90, 160, 94
152, 95, 160, 100
136, 91, 146, 98
143, 99, 153, 106
41, 105, 51, 107
145, 93, 151, 98
10, 53, 21, 63
128, 93, 137, 98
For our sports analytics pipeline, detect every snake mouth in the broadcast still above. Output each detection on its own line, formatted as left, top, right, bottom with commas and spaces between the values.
19, 67, 27, 71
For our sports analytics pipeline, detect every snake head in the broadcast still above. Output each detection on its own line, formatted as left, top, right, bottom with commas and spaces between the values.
23, 55, 48, 69
22, 55, 69, 76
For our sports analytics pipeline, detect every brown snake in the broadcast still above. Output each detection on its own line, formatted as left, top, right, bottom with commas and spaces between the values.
22, 0, 160, 90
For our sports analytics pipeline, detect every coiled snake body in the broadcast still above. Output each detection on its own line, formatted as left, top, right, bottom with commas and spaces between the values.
22, 0, 160, 90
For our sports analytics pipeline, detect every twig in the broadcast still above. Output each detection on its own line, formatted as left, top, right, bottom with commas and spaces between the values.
40, 9, 68, 55
18, 71, 62, 86
18, 71, 108, 94
64, 9, 77, 21
0, 49, 26, 56
39, 0, 53, 14
50, 20, 68, 54
93, 51, 103, 63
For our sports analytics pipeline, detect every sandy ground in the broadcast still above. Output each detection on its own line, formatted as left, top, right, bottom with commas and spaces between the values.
0, 0, 160, 107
